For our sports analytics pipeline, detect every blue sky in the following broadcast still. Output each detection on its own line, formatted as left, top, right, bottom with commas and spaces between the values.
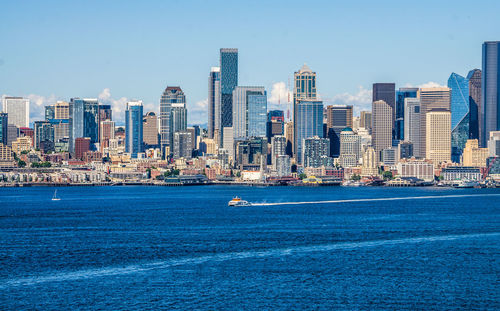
1, 0, 499, 124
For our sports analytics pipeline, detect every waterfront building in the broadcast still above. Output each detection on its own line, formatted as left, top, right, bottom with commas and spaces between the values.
173, 131, 193, 159
482, 41, 500, 147
0, 113, 8, 145
293, 64, 317, 159
125, 101, 144, 158
426, 109, 451, 165
467, 69, 482, 141
232, 86, 267, 139
419, 88, 451, 157
160, 86, 186, 155
488, 131, 500, 157
302, 136, 329, 168
271, 135, 287, 168
462, 139, 488, 167
275, 155, 291, 177
360, 111, 372, 132
326, 105, 353, 157
404, 98, 421, 157
11, 136, 32, 155
69, 98, 99, 154
373, 83, 396, 131
295, 99, 323, 164
339, 127, 361, 168
486, 157, 500, 179
220, 49, 238, 132
142, 112, 158, 148
1, 96, 29, 128
372, 100, 393, 162
441, 166, 482, 182
396, 159, 434, 181
395, 88, 419, 140
361, 146, 378, 176
208, 67, 221, 140
75, 137, 91, 160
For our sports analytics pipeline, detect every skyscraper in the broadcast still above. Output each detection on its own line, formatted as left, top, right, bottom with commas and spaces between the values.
232, 86, 267, 139
54, 101, 70, 120
173, 131, 193, 159
339, 127, 361, 168
143, 112, 158, 147
2, 96, 30, 128
373, 83, 396, 131
372, 100, 393, 161
69, 98, 99, 154
360, 111, 372, 131
208, 67, 220, 140
419, 87, 451, 158
482, 41, 500, 147
404, 98, 421, 157
0, 113, 7, 145
98, 105, 112, 123
220, 49, 238, 131
271, 135, 287, 168
326, 105, 353, 157
448, 72, 471, 162
295, 100, 323, 164
125, 100, 144, 158
468, 69, 482, 142
100, 120, 115, 153
426, 109, 451, 165
302, 136, 329, 168
160, 86, 186, 156
395, 87, 419, 140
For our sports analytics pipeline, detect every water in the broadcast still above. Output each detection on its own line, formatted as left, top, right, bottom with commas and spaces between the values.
0, 186, 499, 310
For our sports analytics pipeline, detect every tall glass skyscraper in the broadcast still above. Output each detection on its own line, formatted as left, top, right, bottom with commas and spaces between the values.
208, 67, 220, 140
448, 73, 470, 162
232, 86, 267, 139
0, 113, 7, 145
125, 100, 144, 158
373, 83, 396, 135
160, 86, 186, 156
467, 69, 482, 141
295, 99, 323, 164
482, 41, 500, 147
395, 87, 419, 140
220, 49, 238, 131
69, 98, 99, 154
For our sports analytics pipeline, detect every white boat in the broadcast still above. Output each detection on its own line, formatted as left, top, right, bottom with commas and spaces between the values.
52, 190, 61, 201
228, 197, 251, 206
454, 180, 479, 188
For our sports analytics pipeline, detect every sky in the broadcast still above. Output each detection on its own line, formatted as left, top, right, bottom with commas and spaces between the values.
1, 0, 499, 125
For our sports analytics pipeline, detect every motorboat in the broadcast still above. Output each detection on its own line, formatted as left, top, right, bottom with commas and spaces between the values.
454, 180, 479, 188
228, 197, 251, 206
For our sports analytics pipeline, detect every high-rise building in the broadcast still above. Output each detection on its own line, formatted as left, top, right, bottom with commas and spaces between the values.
488, 131, 500, 157
232, 86, 267, 139
266, 110, 284, 141
7, 124, 18, 147
142, 112, 158, 147
361, 146, 378, 176
395, 88, 419, 140
160, 86, 186, 156
462, 139, 488, 167
302, 136, 329, 168
293, 64, 317, 159
339, 127, 361, 168
373, 83, 396, 130
34, 121, 54, 151
482, 41, 500, 147
222, 127, 234, 161
208, 67, 220, 140
448, 73, 471, 162
173, 131, 193, 159
100, 120, 115, 153
235, 137, 267, 171
467, 69, 482, 141
75, 137, 91, 160
360, 111, 372, 132
284, 121, 293, 157
125, 101, 144, 158
54, 101, 70, 120
397, 141, 413, 160
295, 99, 323, 164
326, 105, 353, 157
220, 49, 238, 131
426, 109, 451, 165
372, 100, 393, 162
98, 105, 112, 123
271, 135, 287, 168
45, 105, 55, 120
419, 88, 451, 157
404, 98, 421, 157
69, 98, 99, 154
275, 155, 291, 177
0, 113, 7, 145
2, 96, 30, 128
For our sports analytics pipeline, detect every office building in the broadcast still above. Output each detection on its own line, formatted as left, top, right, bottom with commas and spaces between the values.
232, 86, 267, 139
173, 131, 193, 159
360, 111, 372, 132
100, 120, 115, 153
404, 98, 421, 157
397, 141, 413, 160
234, 137, 267, 171
361, 146, 378, 176
0, 113, 7, 145
45, 105, 55, 120
271, 135, 287, 168
326, 105, 353, 157
397, 160, 434, 181
54, 101, 70, 119
482, 41, 500, 147
220, 49, 238, 131
381, 148, 397, 166
69, 98, 99, 154
99, 105, 112, 122
488, 131, 500, 157
302, 136, 329, 168
339, 127, 361, 168
2, 96, 29, 128
266, 110, 284, 141
143, 112, 158, 147
395, 88, 419, 140
441, 166, 482, 182
222, 127, 234, 161
275, 155, 291, 177
160, 86, 186, 155
426, 109, 451, 165
293, 64, 317, 159
11, 136, 32, 155
468, 69, 482, 141
125, 101, 144, 158
7, 124, 18, 147
462, 139, 488, 167
34, 121, 54, 151
0, 144, 14, 168
419, 88, 451, 157
208, 67, 220, 140
284, 121, 293, 157
75, 137, 91, 160
448, 73, 471, 162
372, 100, 393, 161
295, 99, 323, 164
373, 83, 396, 130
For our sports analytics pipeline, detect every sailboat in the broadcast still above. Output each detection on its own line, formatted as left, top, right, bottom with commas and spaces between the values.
52, 190, 61, 201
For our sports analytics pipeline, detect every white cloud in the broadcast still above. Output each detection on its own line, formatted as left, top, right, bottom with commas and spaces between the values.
188, 98, 208, 125
323, 86, 372, 116
97, 88, 129, 124
268, 81, 291, 110
404, 81, 447, 88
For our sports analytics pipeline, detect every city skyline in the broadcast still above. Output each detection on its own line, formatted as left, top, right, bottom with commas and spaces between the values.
2, 1, 500, 124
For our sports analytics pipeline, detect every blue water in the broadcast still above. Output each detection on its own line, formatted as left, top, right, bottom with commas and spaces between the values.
0, 186, 499, 310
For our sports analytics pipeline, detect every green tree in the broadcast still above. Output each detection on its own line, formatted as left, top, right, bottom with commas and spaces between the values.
17, 160, 26, 168
298, 173, 307, 180
351, 174, 361, 181
382, 171, 393, 180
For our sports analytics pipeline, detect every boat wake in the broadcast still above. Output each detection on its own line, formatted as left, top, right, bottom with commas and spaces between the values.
2, 231, 499, 288
251, 193, 500, 206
